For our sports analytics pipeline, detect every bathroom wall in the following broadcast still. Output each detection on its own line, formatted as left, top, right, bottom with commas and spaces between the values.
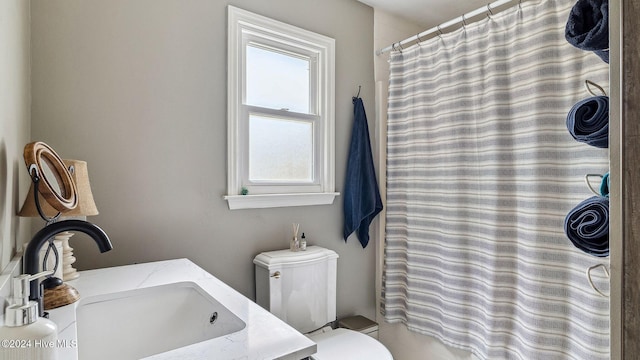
0, 0, 32, 272
372, 9, 477, 360
29, 0, 377, 320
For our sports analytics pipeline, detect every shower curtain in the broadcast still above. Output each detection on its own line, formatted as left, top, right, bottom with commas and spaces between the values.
383, 0, 610, 359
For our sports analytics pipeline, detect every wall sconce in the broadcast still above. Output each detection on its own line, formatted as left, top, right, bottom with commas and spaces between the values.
19, 159, 99, 281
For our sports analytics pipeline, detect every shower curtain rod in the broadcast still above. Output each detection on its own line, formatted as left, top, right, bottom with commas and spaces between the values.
376, 0, 521, 55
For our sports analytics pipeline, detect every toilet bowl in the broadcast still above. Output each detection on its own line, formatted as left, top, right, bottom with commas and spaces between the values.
307, 327, 393, 360
253, 246, 393, 360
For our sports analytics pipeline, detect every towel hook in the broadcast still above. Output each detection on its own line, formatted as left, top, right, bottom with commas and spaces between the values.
355, 85, 361, 98
585, 80, 607, 97
586, 263, 610, 298
584, 174, 604, 196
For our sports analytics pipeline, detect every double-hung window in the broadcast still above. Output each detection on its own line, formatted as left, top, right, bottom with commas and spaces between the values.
226, 6, 337, 209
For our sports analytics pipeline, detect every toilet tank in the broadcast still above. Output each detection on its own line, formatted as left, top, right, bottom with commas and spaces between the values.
254, 246, 339, 334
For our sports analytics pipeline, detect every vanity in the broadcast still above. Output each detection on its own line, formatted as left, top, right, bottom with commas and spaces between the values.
39, 258, 316, 359
1, 142, 315, 359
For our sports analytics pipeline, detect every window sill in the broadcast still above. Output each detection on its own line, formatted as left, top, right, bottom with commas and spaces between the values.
224, 192, 339, 210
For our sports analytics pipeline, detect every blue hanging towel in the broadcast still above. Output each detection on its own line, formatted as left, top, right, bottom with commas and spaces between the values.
343, 97, 383, 248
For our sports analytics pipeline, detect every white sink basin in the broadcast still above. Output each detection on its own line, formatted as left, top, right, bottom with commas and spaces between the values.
75, 281, 246, 360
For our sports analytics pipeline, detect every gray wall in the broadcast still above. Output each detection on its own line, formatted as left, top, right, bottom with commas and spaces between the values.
0, 0, 32, 271
30, 0, 376, 319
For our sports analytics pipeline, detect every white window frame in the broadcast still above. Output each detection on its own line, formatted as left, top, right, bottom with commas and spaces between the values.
225, 6, 338, 210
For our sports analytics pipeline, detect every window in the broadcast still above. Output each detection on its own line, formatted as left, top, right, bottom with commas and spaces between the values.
226, 6, 338, 209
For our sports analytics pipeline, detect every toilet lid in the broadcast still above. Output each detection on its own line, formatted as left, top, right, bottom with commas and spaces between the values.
307, 328, 393, 360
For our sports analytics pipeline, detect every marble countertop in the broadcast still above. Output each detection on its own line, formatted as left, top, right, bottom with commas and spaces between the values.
48, 258, 316, 360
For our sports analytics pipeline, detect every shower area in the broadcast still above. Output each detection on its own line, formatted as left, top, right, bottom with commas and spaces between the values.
370, 0, 628, 359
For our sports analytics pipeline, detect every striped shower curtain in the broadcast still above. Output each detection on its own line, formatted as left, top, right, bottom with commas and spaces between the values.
383, 0, 610, 359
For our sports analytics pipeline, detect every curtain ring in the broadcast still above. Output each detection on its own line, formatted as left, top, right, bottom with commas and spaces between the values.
437, 24, 443, 38
518, 0, 523, 11
416, 33, 423, 45
587, 264, 610, 298
462, 14, 467, 29
487, 3, 494, 18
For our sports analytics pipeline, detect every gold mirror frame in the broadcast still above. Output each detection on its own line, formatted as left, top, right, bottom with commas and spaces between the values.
23, 141, 78, 212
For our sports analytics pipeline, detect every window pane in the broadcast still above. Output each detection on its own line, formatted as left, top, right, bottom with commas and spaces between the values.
249, 115, 313, 182
246, 45, 310, 113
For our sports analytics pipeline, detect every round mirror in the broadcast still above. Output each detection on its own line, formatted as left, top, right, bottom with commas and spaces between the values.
40, 156, 63, 198
23, 141, 78, 212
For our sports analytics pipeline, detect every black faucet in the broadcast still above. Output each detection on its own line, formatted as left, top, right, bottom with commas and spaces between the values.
24, 219, 113, 316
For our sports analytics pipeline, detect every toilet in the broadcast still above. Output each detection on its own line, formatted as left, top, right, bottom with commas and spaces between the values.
254, 246, 393, 360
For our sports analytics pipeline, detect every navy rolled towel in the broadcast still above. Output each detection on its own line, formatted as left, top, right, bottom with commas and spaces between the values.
565, 0, 609, 63
564, 196, 609, 257
566, 96, 609, 148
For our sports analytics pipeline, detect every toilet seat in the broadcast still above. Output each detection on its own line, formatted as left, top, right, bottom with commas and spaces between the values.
307, 328, 393, 360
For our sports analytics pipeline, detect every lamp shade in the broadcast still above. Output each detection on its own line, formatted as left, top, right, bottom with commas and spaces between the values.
19, 159, 98, 217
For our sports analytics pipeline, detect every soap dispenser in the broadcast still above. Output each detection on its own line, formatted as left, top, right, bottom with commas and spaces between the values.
0, 271, 59, 360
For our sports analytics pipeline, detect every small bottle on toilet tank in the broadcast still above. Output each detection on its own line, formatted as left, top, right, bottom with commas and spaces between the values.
300, 233, 307, 251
